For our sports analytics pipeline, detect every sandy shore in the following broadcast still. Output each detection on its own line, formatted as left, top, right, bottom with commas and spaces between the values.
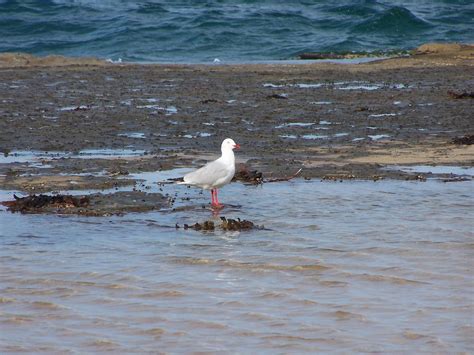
0, 43, 473, 194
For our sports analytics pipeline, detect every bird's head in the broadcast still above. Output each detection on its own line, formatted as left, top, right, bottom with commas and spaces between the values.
222, 138, 240, 151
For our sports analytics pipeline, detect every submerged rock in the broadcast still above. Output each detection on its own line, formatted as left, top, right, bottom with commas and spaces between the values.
177, 216, 262, 232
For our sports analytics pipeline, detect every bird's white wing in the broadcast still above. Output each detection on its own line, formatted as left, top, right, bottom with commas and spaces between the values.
183, 160, 230, 188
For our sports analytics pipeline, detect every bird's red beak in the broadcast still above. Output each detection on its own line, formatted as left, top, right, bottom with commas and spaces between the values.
233, 143, 241, 150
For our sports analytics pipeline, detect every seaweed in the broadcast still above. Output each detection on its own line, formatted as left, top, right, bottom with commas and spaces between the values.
2, 194, 89, 213
176, 216, 262, 231
233, 164, 263, 184
448, 91, 474, 99
220, 216, 255, 231
451, 135, 474, 145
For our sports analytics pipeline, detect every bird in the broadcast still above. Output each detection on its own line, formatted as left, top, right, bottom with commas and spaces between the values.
178, 138, 240, 208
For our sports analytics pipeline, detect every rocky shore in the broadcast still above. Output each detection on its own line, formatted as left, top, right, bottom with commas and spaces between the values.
0, 43, 472, 197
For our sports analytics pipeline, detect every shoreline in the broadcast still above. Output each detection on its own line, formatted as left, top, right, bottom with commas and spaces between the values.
0, 43, 472, 68
0, 43, 473, 193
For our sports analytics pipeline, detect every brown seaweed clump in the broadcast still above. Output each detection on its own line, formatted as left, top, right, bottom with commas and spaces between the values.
447, 91, 474, 99
451, 135, 474, 145
2, 194, 89, 213
183, 220, 215, 231
177, 216, 261, 231
220, 217, 255, 231
233, 164, 263, 184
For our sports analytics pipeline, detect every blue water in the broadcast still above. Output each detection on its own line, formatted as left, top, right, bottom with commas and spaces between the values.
0, 0, 473, 63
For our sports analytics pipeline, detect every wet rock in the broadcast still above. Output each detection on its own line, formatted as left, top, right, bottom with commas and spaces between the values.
200, 99, 219, 104
415, 43, 464, 54
0, 53, 107, 68
73, 105, 91, 111
108, 167, 130, 176
2, 191, 168, 216
447, 91, 474, 99
322, 174, 356, 181
3, 194, 89, 213
0, 49, 473, 183
451, 135, 474, 145
267, 94, 288, 100
404, 175, 427, 182
0, 174, 135, 193
442, 177, 471, 183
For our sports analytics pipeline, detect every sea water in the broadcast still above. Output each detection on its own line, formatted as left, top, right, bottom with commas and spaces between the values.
0, 1, 473, 62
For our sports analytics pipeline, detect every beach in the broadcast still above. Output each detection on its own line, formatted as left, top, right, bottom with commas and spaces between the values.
1, 44, 473, 193
0, 44, 473, 353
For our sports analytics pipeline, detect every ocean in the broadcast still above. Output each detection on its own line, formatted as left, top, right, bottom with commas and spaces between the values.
1, 0, 473, 63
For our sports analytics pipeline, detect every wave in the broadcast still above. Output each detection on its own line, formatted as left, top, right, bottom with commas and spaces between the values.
0, 1, 471, 62
353, 6, 433, 34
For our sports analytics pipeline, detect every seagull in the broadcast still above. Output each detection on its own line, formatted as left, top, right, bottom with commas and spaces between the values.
178, 138, 240, 208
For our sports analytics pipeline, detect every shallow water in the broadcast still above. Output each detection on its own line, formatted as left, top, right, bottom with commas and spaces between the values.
0, 174, 473, 353
0, 149, 147, 165
388, 165, 474, 177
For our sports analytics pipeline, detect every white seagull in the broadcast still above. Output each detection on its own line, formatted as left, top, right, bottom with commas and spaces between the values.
178, 138, 240, 208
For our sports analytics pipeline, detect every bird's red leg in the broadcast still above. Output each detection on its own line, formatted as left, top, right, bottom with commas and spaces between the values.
215, 189, 221, 206
210, 189, 223, 209
211, 189, 216, 206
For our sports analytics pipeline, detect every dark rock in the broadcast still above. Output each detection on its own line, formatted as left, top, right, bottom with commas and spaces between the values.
451, 135, 474, 145
448, 91, 474, 99
2, 191, 168, 216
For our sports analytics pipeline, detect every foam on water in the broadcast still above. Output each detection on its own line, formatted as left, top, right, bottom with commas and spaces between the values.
182, 133, 213, 138
293, 83, 324, 89
58, 105, 92, 111
118, 132, 146, 139
263, 82, 409, 91
302, 134, 329, 140
310, 101, 332, 105
369, 113, 398, 118
338, 84, 381, 91
275, 122, 315, 129
318, 120, 332, 125
368, 134, 391, 141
